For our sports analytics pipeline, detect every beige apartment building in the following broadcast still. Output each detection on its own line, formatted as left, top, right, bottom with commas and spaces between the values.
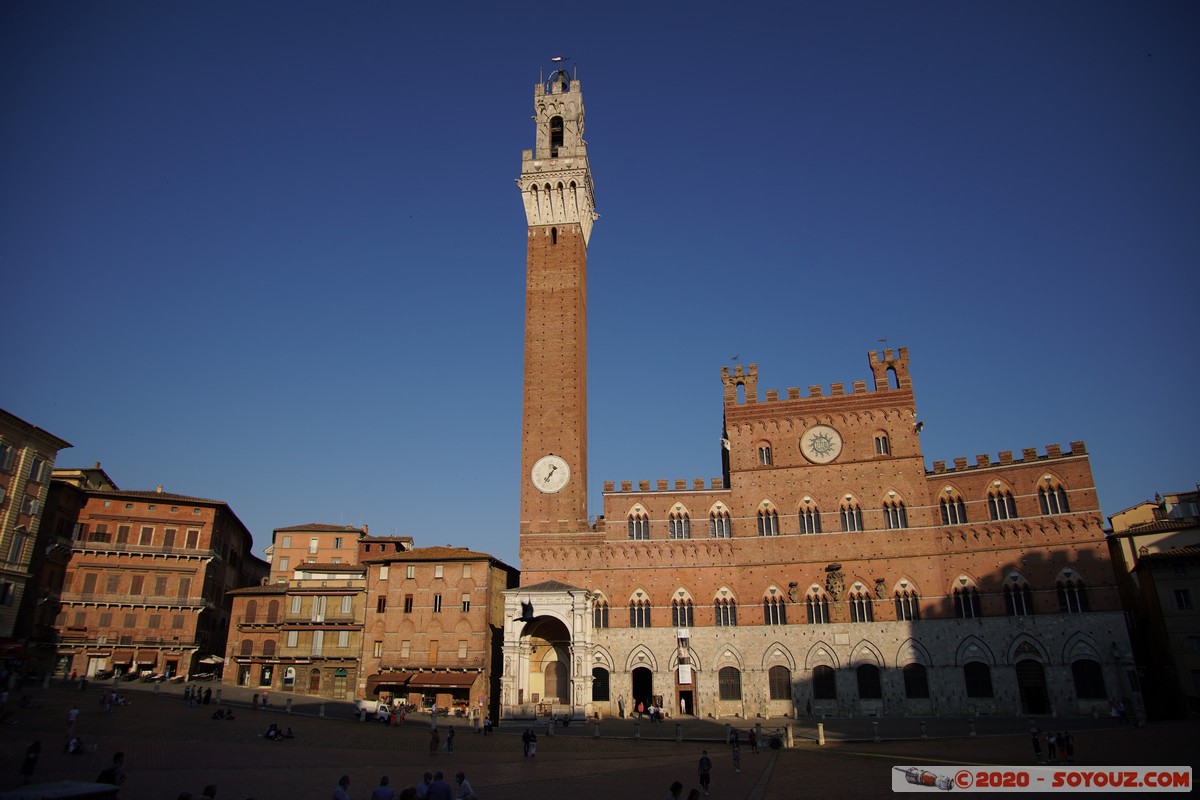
0, 408, 71, 642
1108, 487, 1200, 718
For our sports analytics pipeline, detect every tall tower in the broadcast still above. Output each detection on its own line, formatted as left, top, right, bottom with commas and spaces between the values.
518, 67, 596, 537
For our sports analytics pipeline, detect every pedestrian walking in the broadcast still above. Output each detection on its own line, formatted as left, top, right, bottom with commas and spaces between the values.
429, 727, 440, 756
333, 774, 351, 800
482, 714, 491, 734
528, 729, 538, 757
261, 691, 269, 710
732, 743, 741, 773
370, 776, 395, 800
252, 693, 259, 710
698, 749, 713, 796
445, 726, 455, 753
1047, 732, 1058, 764
806, 698, 812, 718
522, 728, 531, 757
1064, 731, 1075, 763
1030, 725, 1043, 763
67, 705, 79, 736
19, 741, 40, 784
618, 694, 625, 718
749, 730, 758, 754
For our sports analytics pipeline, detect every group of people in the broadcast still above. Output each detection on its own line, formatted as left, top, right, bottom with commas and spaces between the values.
334, 770, 479, 800
520, 728, 538, 757
184, 684, 213, 706
428, 725, 457, 754
211, 708, 237, 720
1030, 726, 1075, 764
263, 722, 295, 740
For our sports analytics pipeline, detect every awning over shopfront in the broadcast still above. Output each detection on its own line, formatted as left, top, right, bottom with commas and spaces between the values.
366, 671, 414, 696
406, 672, 479, 690
110, 651, 134, 664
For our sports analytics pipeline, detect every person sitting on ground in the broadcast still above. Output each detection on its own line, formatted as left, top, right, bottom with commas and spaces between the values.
264, 723, 281, 740
453, 771, 477, 800
213, 709, 226, 720
282, 727, 294, 739
96, 752, 126, 786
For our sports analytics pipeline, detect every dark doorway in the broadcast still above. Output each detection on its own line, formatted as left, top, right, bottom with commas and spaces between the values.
678, 688, 695, 716
632, 666, 653, 711
545, 660, 568, 702
1016, 659, 1048, 714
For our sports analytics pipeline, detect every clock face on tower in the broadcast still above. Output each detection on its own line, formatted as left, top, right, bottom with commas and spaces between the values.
531, 454, 570, 494
801, 425, 844, 464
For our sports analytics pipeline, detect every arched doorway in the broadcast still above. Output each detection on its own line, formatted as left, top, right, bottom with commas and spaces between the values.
1016, 659, 1048, 714
632, 666, 654, 711
544, 661, 568, 702
309, 668, 321, 694
522, 616, 572, 708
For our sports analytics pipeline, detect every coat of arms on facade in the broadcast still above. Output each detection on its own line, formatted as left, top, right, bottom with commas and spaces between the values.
875, 578, 886, 599
825, 564, 845, 601
787, 582, 799, 603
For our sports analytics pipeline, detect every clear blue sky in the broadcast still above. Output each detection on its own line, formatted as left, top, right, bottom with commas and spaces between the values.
3, 2, 1197, 568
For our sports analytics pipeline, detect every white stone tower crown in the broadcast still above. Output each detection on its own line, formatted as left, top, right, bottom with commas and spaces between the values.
519, 68, 597, 243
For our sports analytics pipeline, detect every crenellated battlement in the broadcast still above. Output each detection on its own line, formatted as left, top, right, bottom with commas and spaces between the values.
722, 348, 913, 407
603, 478, 727, 494
929, 441, 1087, 474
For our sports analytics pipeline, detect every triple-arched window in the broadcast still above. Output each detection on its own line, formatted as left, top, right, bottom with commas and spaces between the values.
757, 508, 779, 536
629, 598, 652, 628
806, 592, 830, 624
668, 512, 691, 540
1039, 485, 1071, 515
940, 494, 967, 525
799, 506, 822, 534
628, 512, 649, 541
895, 589, 920, 621
671, 598, 694, 627
988, 489, 1018, 520
714, 597, 738, 627
763, 596, 787, 625
709, 510, 731, 538
840, 502, 863, 532
883, 500, 908, 529
849, 591, 874, 622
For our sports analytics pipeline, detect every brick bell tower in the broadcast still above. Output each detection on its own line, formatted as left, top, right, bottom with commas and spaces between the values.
518, 66, 597, 537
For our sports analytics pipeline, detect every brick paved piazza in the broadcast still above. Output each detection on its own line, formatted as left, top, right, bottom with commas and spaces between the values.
1, 683, 1194, 800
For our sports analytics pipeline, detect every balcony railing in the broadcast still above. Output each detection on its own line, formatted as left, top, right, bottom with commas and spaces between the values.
72, 541, 214, 557
62, 592, 210, 608
57, 633, 203, 648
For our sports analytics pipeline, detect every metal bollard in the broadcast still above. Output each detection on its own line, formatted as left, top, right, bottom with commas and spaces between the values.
968, 718, 977, 738
319, 703, 325, 718
872, 720, 880, 743
920, 720, 927, 740
675, 721, 682, 743
634, 720, 641, 739
154, 681, 160, 694
215, 688, 222, 705
547, 720, 555, 736
594, 721, 600, 738
755, 722, 763, 745
286, 698, 292, 714
785, 724, 794, 749
817, 722, 825, 746
724, 722, 732, 744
